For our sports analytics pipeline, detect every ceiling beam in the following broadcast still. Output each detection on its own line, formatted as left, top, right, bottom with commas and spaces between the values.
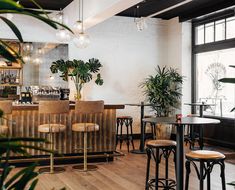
63, 0, 142, 30
179, 0, 235, 22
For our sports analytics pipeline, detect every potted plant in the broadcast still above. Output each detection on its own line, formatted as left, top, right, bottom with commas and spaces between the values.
50, 58, 104, 100
141, 65, 183, 139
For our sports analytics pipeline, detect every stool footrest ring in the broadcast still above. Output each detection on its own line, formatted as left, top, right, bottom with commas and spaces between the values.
147, 178, 176, 190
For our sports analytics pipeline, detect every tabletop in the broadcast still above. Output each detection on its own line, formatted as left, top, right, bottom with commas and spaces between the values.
142, 117, 220, 125
184, 102, 215, 106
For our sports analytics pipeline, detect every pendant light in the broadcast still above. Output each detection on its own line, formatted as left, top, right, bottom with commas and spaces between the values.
56, 10, 71, 42
73, 0, 90, 48
134, 5, 147, 32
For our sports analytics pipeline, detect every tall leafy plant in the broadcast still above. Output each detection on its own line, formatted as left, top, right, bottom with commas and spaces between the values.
50, 58, 104, 100
141, 66, 183, 117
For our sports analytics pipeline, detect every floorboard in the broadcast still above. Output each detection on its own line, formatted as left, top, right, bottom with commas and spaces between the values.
9, 140, 235, 190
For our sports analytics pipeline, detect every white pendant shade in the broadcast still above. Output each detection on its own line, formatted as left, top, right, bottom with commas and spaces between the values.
56, 28, 71, 42
73, 33, 90, 49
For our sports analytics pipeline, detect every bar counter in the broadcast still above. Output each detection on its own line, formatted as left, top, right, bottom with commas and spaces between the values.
6, 103, 124, 160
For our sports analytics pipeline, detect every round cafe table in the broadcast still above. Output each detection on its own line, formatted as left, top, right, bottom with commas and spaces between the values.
142, 117, 220, 190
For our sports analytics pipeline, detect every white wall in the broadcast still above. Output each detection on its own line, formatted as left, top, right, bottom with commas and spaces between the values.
165, 18, 192, 115
0, 13, 192, 133
68, 16, 168, 132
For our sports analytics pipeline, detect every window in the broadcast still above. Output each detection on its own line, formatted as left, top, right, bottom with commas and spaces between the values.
193, 11, 235, 118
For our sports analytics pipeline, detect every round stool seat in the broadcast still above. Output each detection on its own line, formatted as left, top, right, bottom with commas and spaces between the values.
186, 150, 225, 160
0, 125, 8, 134
147, 140, 176, 148
117, 116, 132, 119
72, 123, 99, 132
38, 124, 66, 133
187, 114, 200, 117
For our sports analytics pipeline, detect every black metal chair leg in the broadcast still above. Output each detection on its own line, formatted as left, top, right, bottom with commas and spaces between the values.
220, 161, 226, 190
199, 161, 204, 190
130, 120, 135, 150
185, 160, 191, 190
165, 150, 169, 187
126, 120, 130, 152
155, 149, 159, 190
120, 122, 123, 150
145, 148, 151, 190
207, 162, 211, 190
116, 120, 119, 148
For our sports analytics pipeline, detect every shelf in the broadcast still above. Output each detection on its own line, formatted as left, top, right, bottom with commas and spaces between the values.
0, 84, 22, 87
0, 63, 22, 69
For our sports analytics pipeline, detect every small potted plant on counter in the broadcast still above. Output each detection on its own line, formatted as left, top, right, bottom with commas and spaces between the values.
141, 65, 183, 139
50, 58, 104, 100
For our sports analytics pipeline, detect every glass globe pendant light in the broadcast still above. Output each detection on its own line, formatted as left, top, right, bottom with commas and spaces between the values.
73, 0, 90, 48
55, 10, 71, 42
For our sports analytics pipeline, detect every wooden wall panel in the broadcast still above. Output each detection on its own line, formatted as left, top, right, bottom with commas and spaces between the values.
7, 108, 117, 157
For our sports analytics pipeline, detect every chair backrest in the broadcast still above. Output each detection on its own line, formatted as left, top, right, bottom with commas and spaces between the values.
75, 100, 104, 114
0, 101, 12, 114
39, 100, 69, 114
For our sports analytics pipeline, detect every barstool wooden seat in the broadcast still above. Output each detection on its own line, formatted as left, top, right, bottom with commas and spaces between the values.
72, 100, 104, 171
185, 150, 226, 190
116, 116, 134, 152
0, 101, 13, 135
38, 100, 69, 174
145, 140, 177, 190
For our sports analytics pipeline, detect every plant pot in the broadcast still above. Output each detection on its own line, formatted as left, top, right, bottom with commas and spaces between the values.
156, 124, 172, 140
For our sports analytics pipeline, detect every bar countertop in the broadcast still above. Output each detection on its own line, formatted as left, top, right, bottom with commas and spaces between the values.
12, 103, 125, 110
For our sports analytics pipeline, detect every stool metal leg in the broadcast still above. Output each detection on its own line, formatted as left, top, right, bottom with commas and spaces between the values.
207, 162, 211, 190
126, 120, 130, 152
145, 148, 151, 190
120, 121, 123, 150
155, 148, 159, 190
130, 119, 135, 150
165, 149, 169, 187
199, 161, 204, 190
116, 119, 119, 148
39, 116, 65, 174
185, 160, 191, 190
220, 161, 226, 190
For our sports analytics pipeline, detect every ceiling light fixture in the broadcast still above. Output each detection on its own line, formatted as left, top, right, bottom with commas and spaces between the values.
134, 5, 147, 32
55, 10, 71, 42
73, 0, 90, 49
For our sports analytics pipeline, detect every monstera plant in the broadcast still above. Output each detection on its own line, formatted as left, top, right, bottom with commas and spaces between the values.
50, 58, 104, 100
219, 65, 235, 187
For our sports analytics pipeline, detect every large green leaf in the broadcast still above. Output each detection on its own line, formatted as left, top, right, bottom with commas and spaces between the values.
0, 43, 17, 62
0, 0, 23, 10
0, 16, 23, 42
218, 78, 235, 83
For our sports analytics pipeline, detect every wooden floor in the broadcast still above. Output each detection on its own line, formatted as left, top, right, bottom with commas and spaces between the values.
11, 140, 235, 190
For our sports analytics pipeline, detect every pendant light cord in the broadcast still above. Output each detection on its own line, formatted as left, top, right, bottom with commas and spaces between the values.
81, 0, 84, 32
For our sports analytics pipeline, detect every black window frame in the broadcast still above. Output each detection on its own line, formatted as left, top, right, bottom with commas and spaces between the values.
192, 9, 235, 115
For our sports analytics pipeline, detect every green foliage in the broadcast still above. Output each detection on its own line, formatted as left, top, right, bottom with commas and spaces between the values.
0, 136, 53, 190
50, 58, 104, 92
0, 0, 73, 63
141, 66, 183, 117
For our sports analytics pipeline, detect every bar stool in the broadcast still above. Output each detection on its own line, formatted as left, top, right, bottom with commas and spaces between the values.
185, 150, 226, 190
116, 116, 134, 152
38, 100, 69, 174
0, 101, 12, 135
145, 140, 177, 190
72, 100, 104, 171
185, 114, 201, 150
144, 115, 157, 140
